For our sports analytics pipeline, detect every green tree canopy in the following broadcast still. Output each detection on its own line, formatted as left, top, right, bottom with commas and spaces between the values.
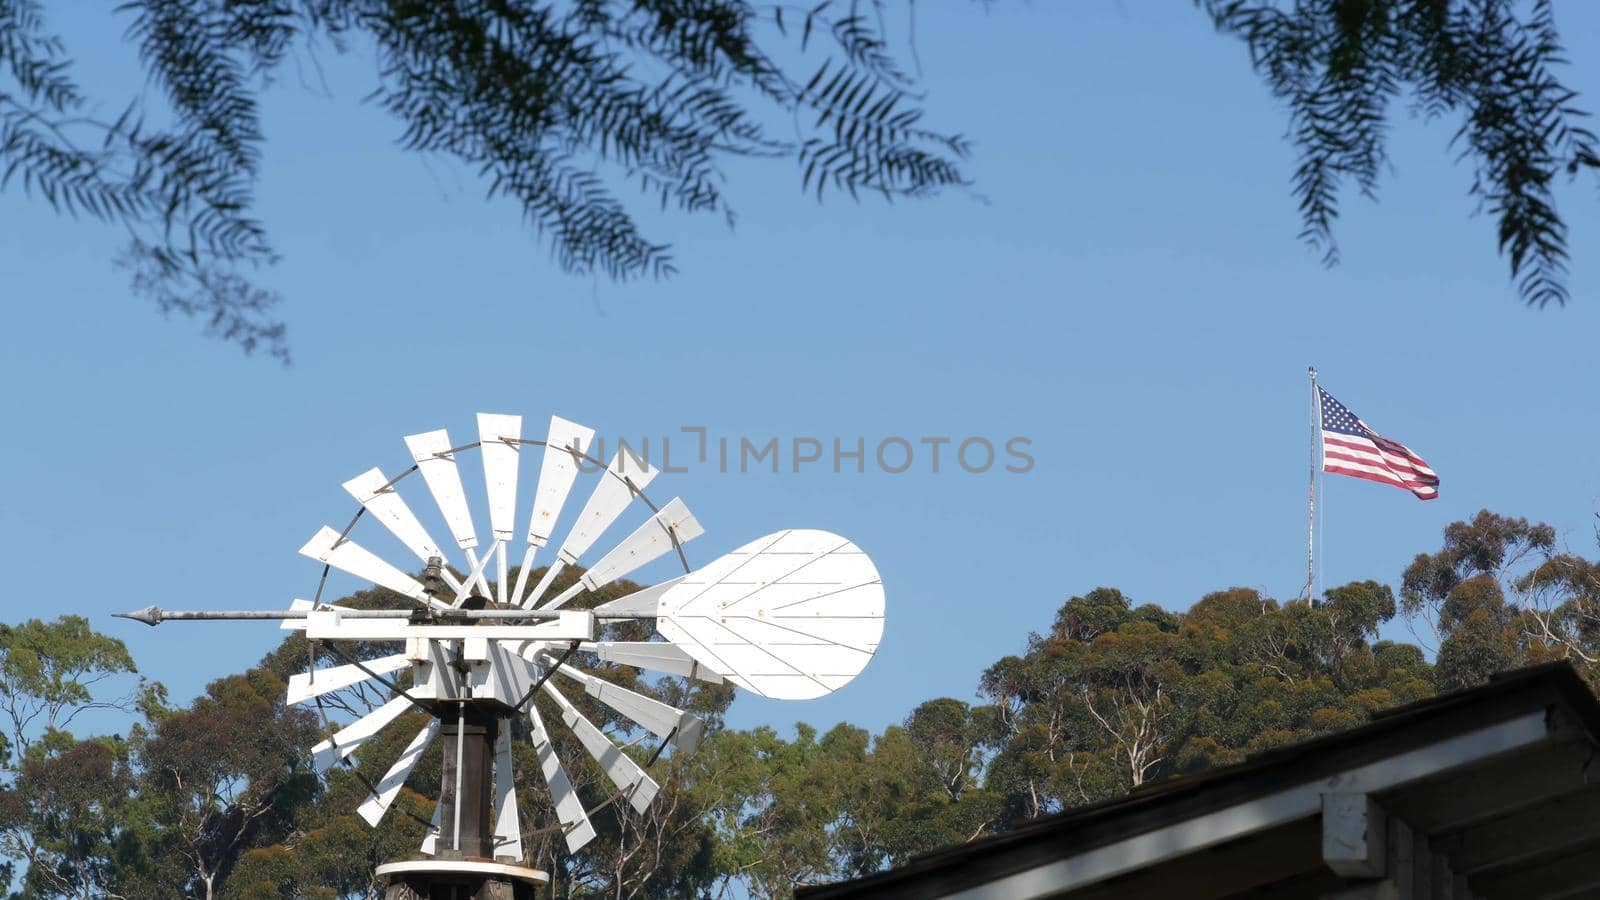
2, 511, 1598, 897
979, 582, 1436, 830
1402, 508, 1599, 689
0, 616, 141, 759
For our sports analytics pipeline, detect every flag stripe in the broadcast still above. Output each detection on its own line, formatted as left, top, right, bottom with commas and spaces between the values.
1323, 456, 1437, 490
1318, 385, 1438, 501
1323, 432, 1432, 465
1322, 443, 1435, 478
1367, 437, 1434, 470
1324, 462, 1439, 498
1323, 430, 1432, 462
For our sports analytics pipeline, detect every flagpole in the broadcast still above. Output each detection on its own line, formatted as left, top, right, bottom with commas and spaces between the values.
1307, 366, 1319, 604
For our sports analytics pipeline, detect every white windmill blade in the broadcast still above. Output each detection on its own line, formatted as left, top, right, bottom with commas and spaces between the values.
543, 498, 704, 610
541, 681, 661, 813
299, 527, 449, 611
420, 800, 443, 855
311, 688, 433, 773
546, 659, 705, 753
511, 416, 597, 606
527, 704, 598, 853
477, 413, 522, 604
342, 468, 443, 563
591, 641, 724, 685
343, 468, 466, 597
526, 417, 597, 548
590, 576, 685, 617
358, 720, 440, 826
654, 529, 885, 701
288, 653, 411, 704
404, 429, 479, 551
491, 728, 523, 861
404, 428, 493, 597
477, 413, 522, 543
525, 447, 659, 608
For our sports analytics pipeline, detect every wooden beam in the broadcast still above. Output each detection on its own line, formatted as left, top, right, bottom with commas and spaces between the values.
1066, 817, 1325, 900
1324, 793, 1388, 878
1325, 814, 1470, 900
1430, 852, 1455, 899
1388, 818, 1417, 898
1319, 805, 1483, 900
1381, 739, 1595, 833
1470, 840, 1600, 900
1412, 832, 1435, 898
1242, 868, 1347, 899
1322, 884, 1400, 900
1543, 885, 1600, 900
1433, 787, 1600, 876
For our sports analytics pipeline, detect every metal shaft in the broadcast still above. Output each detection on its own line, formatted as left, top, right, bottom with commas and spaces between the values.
1307, 366, 1319, 605
452, 700, 466, 852
114, 604, 650, 625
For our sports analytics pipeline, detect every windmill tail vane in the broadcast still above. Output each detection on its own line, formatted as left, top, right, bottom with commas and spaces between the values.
119, 412, 886, 892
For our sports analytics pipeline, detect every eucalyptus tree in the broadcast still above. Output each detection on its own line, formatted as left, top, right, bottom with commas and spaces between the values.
127, 668, 321, 900
692, 713, 998, 899
0, 733, 135, 900
979, 583, 1437, 828
0, 616, 143, 759
1402, 508, 1600, 689
0, 617, 148, 900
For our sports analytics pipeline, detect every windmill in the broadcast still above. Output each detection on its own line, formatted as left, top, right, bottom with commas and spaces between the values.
118, 413, 885, 899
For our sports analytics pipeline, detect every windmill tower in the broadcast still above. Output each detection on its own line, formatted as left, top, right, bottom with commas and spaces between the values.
121, 413, 886, 898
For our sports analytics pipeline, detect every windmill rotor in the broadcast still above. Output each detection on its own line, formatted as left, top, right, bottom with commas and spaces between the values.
117, 412, 886, 890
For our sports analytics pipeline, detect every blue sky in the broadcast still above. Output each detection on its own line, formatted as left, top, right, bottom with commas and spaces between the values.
3, 3, 1600, 739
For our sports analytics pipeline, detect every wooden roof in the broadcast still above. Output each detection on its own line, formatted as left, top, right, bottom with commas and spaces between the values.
798, 662, 1600, 900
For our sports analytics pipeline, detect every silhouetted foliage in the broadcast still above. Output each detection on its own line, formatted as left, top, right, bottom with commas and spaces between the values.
1201, 0, 1600, 306
0, 0, 971, 361
7, 2, 1597, 363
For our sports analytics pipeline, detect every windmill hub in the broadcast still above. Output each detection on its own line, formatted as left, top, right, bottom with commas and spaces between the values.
117, 413, 887, 898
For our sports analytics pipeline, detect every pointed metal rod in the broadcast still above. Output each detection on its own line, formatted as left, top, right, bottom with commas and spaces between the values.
114, 605, 654, 626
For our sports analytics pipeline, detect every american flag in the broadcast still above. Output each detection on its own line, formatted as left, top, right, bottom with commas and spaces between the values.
1319, 386, 1439, 500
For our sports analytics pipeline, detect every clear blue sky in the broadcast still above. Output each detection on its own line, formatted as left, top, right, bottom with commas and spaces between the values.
4, 3, 1600, 739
